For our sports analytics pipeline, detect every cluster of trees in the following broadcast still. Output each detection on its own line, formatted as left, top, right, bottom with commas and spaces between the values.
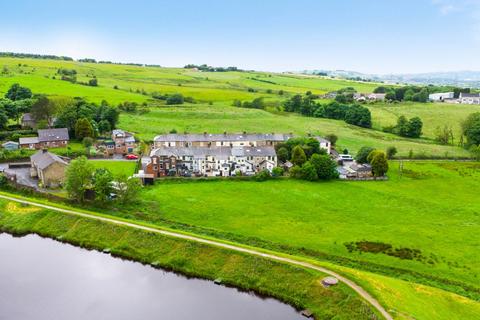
355, 147, 390, 177
151, 92, 192, 105
0, 84, 34, 129
0, 52, 73, 61
184, 64, 241, 72
57, 68, 77, 83
383, 116, 423, 138
232, 97, 265, 109
274, 137, 338, 181
53, 98, 119, 138
373, 85, 471, 103
65, 157, 141, 204
461, 113, 480, 159
283, 94, 372, 128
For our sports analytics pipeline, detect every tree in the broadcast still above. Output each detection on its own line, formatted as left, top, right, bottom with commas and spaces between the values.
93, 168, 113, 203
344, 105, 372, 128
356, 146, 375, 164
406, 117, 423, 138
251, 97, 265, 109
469, 145, 480, 161
88, 78, 98, 86
166, 93, 184, 105
325, 134, 338, 146
386, 146, 397, 159
461, 113, 480, 147
82, 137, 94, 155
396, 116, 409, 137
5, 83, 32, 101
434, 125, 454, 145
309, 153, 338, 180
31, 96, 59, 127
65, 156, 94, 202
0, 108, 8, 130
75, 118, 94, 139
291, 145, 307, 166
300, 161, 318, 181
98, 119, 111, 134
115, 175, 142, 204
366, 149, 382, 164
370, 152, 389, 177
277, 147, 289, 163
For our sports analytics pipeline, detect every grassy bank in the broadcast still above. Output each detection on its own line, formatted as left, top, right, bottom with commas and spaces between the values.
0, 199, 378, 320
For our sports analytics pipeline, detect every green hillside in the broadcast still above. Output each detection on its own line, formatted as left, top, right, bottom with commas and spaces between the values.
0, 57, 474, 158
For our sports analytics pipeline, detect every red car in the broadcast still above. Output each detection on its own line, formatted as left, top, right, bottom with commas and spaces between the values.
125, 154, 139, 160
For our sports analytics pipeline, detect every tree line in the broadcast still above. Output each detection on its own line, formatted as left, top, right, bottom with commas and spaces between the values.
283, 94, 372, 128
184, 64, 241, 72
372, 85, 471, 103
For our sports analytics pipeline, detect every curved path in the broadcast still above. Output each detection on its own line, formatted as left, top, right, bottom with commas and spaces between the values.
0, 193, 393, 320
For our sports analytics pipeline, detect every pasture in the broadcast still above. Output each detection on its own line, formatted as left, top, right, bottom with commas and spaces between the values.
126, 161, 480, 299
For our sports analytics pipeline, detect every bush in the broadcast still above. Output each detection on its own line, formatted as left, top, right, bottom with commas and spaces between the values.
310, 153, 338, 180
271, 167, 284, 177
356, 146, 375, 164
299, 161, 318, 181
254, 170, 271, 181
386, 146, 397, 159
166, 93, 184, 105
370, 151, 389, 177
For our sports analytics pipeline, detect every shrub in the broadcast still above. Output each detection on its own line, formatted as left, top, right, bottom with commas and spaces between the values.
300, 161, 318, 181
370, 152, 389, 177
254, 170, 271, 182
386, 146, 397, 159
271, 167, 284, 177
166, 93, 184, 105
356, 146, 375, 164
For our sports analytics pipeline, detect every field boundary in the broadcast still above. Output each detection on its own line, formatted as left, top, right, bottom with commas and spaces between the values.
0, 192, 392, 320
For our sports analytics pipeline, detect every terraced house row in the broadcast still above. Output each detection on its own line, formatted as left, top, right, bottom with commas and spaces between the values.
141, 133, 331, 178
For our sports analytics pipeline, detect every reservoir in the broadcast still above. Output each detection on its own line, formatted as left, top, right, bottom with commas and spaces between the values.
0, 233, 303, 320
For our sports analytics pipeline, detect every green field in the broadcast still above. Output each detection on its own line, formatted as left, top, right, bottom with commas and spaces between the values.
368, 102, 480, 140
90, 160, 136, 177
111, 162, 479, 302
119, 104, 471, 157
0, 57, 475, 158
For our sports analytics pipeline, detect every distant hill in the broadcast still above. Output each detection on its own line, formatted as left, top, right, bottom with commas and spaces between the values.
303, 70, 480, 88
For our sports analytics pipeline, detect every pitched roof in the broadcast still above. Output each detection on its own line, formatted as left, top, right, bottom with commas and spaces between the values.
30, 150, 68, 170
153, 133, 292, 143
2, 141, 19, 147
19, 137, 39, 144
38, 128, 69, 142
21, 113, 34, 121
150, 145, 277, 159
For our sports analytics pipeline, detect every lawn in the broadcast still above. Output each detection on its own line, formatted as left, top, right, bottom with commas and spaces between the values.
90, 160, 137, 177
121, 161, 480, 300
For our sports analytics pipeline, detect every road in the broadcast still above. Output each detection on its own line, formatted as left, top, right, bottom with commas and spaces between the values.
0, 193, 393, 320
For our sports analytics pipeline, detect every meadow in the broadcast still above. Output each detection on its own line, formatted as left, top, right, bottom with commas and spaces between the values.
118, 161, 480, 300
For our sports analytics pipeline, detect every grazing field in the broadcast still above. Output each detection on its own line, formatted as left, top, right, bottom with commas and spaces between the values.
90, 160, 136, 177
368, 102, 480, 140
119, 104, 471, 157
116, 161, 479, 301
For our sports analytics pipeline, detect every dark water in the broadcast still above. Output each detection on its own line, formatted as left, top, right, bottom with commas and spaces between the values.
0, 233, 303, 320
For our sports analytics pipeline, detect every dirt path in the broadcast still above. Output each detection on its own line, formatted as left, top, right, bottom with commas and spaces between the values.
0, 193, 393, 320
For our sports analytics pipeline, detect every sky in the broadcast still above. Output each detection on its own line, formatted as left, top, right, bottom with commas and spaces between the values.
1, 0, 479, 74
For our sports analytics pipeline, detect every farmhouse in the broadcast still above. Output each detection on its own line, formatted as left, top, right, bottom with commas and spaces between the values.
428, 92, 454, 102
105, 129, 136, 155
459, 92, 480, 104
30, 149, 69, 188
19, 128, 70, 149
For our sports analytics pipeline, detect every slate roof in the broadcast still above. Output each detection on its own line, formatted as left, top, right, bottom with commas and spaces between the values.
21, 113, 34, 122
38, 128, 69, 142
460, 93, 480, 98
19, 137, 39, 144
150, 146, 277, 159
153, 133, 293, 143
31, 150, 68, 170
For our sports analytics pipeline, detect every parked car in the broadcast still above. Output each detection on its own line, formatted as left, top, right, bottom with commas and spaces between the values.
125, 154, 139, 160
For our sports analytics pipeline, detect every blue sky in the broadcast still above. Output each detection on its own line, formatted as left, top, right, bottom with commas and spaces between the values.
1, 0, 479, 74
